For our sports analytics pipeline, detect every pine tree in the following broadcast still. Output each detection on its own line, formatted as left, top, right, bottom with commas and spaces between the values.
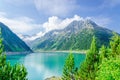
96, 57, 120, 80
0, 29, 28, 80
110, 33, 120, 56
78, 36, 99, 80
96, 33, 120, 80
62, 53, 75, 80
99, 45, 108, 63
0, 29, 6, 67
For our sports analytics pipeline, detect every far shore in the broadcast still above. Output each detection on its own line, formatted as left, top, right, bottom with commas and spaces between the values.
3, 50, 87, 55
35, 50, 87, 54
4, 51, 32, 55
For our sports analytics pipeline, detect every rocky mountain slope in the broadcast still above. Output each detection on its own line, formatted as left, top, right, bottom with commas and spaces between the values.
31, 20, 113, 51
0, 22, 32, 52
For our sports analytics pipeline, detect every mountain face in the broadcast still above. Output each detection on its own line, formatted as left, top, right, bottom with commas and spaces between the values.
31, 20, 113, 51
0, 22, 32, 52
17, 34, 32, 46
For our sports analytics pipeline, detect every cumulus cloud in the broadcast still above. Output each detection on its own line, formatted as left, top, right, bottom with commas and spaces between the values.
18, 15, 83, 41
0, 13, 83, 41
43, 15, 83, 32
34, 0, 77, 16
0, 12, 80, 41
43, 15, 111, 33
18, 32, 45, 41
0, 12, 111, 41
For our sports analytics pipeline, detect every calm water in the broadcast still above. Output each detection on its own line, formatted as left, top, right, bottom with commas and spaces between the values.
6, 52, 85, 80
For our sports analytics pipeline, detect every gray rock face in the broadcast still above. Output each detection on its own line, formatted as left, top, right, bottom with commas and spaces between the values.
31, 20, 114, 51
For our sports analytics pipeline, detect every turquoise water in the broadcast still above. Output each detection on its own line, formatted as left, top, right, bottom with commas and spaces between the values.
6, 52, 85, 80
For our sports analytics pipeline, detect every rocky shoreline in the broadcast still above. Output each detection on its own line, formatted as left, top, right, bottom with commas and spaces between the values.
45, 76, 61, 80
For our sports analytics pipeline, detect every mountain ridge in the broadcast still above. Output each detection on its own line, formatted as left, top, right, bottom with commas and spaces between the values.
0, 22, 32, 52
31, 19, 114, 51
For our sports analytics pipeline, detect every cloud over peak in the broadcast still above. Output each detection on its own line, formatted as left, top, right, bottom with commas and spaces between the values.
0, 11, 111, 41
43, 15, 83, 32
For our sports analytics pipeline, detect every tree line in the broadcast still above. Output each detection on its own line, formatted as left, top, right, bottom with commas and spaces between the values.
62, 33, 120, 80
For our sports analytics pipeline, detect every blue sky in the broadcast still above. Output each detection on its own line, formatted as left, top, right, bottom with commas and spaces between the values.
0, 0, 120, 36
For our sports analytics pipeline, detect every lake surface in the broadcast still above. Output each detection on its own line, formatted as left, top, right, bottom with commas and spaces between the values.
6, 52, 85, 80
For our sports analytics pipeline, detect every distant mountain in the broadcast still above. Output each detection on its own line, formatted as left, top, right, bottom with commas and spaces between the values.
18, 33, 44, 46
31, 20, 114, 51
18, 34, 31, 40
0, 22, 32, 52
17, 34, 32, 46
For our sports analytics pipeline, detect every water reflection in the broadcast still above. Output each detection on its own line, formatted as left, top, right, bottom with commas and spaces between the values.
7, 52, 85, 80
24, 53, 67, 80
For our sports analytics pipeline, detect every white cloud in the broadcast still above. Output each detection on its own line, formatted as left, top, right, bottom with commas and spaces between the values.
0, 12, 111, 41
0, 12, 43, 35
18, 15, 83, 41
34, 0, 77, 16
43, 15, 111, 33
19, 32, 45, 41
0, 12, 81, 41
43, 15, 83, 32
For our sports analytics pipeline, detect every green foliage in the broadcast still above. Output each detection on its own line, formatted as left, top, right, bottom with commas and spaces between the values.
72, 29, 94, 50
94, 27, 112, 48
99, 45, 110, 63
96, 33, 120, 80
0, 63, 27, 80
62, 33, 120, 80
110, 33, 120, 56
0, 30, 28, 80
96, 57, 120, 80
78, 36, 99, 80
62, 53, 75, 80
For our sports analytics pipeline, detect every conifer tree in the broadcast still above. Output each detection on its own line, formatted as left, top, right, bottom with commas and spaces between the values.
62, 53, 75, 80
99, 45, 109, 63
78, 36, 99, 80
0, 29, 6, 67
96, 33, 120, 80
96, 57, 120, 80
62, 33, 120, 80
110, 33, 120, 56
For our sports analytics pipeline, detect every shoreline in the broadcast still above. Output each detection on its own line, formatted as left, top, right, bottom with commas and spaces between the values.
3, 50, 87, 55
4, 51, 32, 55
35, 50, 87, 54
45, 76, 61, 80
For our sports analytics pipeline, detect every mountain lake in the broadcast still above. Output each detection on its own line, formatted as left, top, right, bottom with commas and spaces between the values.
6, 52, 85, 80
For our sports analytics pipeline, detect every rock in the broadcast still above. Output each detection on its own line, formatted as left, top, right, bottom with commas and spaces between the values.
45, 76, 61, 80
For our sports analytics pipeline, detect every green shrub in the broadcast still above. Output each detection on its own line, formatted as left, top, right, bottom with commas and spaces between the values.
0, 30, 28, 80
